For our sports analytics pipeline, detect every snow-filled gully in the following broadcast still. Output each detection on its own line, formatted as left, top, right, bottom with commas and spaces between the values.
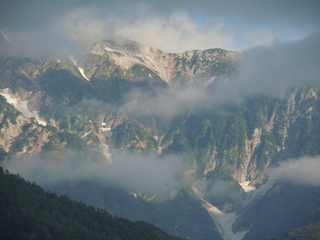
68, 56, 90, 81
0, 89, 46, 126
192, 178, 275, 240
192, 186, 249, 240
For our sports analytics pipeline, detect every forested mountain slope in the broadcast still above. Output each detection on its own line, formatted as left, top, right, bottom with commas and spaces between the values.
0, 167, 183, 240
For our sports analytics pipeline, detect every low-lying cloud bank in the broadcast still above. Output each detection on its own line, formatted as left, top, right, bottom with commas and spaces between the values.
2, 151, 187, 197
268, 156, 320, 186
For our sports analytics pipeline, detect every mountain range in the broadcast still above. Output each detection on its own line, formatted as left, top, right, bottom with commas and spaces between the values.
0, 31, 320, 240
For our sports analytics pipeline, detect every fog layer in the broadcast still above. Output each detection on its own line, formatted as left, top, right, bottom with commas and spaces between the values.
3, 152, 187, 197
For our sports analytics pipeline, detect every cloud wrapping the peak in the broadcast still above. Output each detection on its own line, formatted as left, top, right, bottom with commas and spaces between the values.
114, 12, 237, 52
119, 32, 320, 119
1, 0, 319, 53
232, 33, 320, 93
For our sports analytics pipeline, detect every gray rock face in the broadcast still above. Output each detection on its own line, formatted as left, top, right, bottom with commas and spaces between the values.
79, 39, 238, 84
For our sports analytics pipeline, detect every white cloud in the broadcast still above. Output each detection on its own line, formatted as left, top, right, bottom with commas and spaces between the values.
205, 179, 243, 203
57, 8, 110, 43
121, 86, 211, 120
58, 9, 296, 52
120, 32, 320, 119
115, 12, 237, 52
2, 151, 187, 197
267, 156, 320, 186
2, 1, 319, 54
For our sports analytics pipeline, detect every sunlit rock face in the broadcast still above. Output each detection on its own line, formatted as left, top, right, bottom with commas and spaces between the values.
79, 38, 239, 84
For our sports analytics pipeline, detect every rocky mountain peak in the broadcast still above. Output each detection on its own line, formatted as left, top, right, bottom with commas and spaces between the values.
82, 38, 239, 83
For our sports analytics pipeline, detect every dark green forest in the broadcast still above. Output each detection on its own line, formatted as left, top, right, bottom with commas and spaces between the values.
2, 165, 319, 240
0, 167, 183, 240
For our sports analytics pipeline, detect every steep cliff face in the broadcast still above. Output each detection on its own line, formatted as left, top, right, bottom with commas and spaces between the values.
0, 94, 44, 159
189, 87, 319, 184
107, 85, 320, 191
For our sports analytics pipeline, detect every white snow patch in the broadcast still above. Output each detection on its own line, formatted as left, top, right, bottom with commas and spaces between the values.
0, 89, 46, 126
31, 111, 47, 126
192, 186, 249, 240
78, 67, 90, 81
131, 192, 138, 199
68, 55, 90, 81
243, 179, 275, 206
101, 123, 112, 138
239, 181, 255, 192
191, 177, 276, 240
1, 89, 18, 105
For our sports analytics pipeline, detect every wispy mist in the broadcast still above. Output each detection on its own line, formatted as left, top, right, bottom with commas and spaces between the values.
121, 86, 211, 120
120, 32, 320, 119
267, 156, 320, 186
204, 179, 243, 203
2, 151, 187, 197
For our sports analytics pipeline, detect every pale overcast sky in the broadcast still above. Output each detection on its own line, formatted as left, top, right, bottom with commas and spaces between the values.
1, 0, 319, 52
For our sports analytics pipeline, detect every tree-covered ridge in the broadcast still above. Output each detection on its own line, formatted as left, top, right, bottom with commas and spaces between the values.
0, 167, 183, 240
286, 220, 320, 240
111, 119, 158, 151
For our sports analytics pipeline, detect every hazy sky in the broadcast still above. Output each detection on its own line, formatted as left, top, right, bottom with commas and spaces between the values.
1, 0, 319, 52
